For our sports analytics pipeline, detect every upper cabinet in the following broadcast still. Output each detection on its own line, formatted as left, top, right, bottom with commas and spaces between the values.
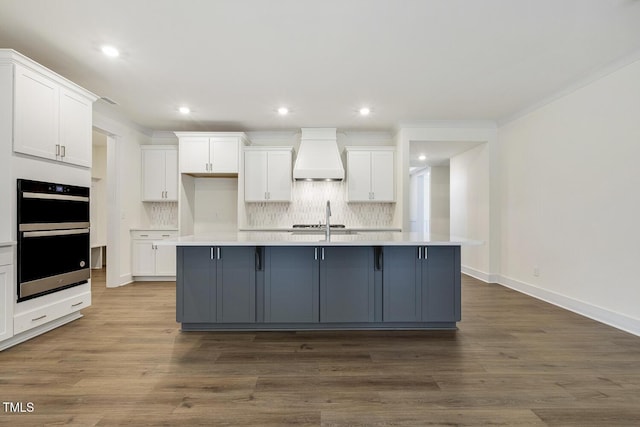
345, 146, 395, 202
175, 132, 249, 176
244, 147, 292, 202
8, 54, 97, 168
141, 145, 178, 201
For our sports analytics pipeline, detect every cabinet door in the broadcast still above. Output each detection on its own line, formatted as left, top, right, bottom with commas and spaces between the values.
164, 149, 179, 201
216, 246, 256, 323
141, 149, 166, 201
0, 264, 13, 342
382, 246, 421, 322
371, 151, 394, 202
264, 247, 319, 323
13, 65, 59, 161
320, 247, 375, 323
422, 246, 460, 322
347, 151, 372, 201
266, 151, 292, 201
155, 244, 177, 276
211, 138, 239, 173
59, 88, 93, 167
179, 137, 210, 173
178, 247, 215, 323
244, 151, 267, 201
132, 241, 156, 276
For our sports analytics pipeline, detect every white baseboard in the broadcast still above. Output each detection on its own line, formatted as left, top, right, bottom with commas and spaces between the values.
461, 265, 640, 337
497, 275, 640, 337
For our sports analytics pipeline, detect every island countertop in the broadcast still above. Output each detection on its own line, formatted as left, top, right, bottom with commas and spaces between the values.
158, 231, 481, 247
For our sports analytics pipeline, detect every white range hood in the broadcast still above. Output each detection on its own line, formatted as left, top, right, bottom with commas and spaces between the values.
293, 128, 345, 181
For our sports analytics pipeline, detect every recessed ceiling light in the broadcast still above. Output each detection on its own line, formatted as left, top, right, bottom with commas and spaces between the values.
101, 45, 120, 58
359, 107, 371, 116
277, 107, 289, 115
179, 106, 191, 114
418, 155, 427, 161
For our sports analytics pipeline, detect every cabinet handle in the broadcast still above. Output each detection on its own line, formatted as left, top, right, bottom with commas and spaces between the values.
61, 145, 66, 158
140, 234, 149, 237
55, 144, 60, 156
211, 247, 214, 260
217, 247, 221, 259
71, 301, 83, 307
162, 234, 170, 237
418, 247, 422, 259
321, 248, 325, 260
423, 246, 428, 259
32, 315, 47, 322
314, 247, 318, 260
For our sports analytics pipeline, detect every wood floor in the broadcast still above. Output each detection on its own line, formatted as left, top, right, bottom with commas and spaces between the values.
1, 270, 640, 426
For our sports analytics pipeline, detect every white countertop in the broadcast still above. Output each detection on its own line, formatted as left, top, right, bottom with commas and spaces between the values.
157, 231, 481, 247
239, 227, 402, 232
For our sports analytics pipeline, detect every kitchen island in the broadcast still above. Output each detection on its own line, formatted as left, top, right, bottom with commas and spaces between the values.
164, 232, 479, 331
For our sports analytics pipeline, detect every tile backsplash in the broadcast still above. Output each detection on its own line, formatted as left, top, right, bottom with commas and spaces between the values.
146, 202, 178, 228
245, 181, 395, 228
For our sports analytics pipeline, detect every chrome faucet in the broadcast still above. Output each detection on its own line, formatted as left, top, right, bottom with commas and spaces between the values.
325, 200, 331, 241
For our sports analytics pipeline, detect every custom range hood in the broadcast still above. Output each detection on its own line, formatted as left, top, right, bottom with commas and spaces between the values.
293, 128, 345, 181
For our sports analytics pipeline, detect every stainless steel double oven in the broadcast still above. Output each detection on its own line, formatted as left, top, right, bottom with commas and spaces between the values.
17, 179, 90, 301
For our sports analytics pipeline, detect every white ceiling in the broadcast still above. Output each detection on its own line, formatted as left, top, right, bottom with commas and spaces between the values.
1, 0, 640, 133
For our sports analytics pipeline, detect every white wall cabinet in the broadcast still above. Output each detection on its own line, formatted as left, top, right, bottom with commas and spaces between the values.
0, 247, 13, 344
12, 63, 96, 167
346, 147, 395, 202
176, 133, 249, 175
141, 146, 178, 201
244, 147, 292, 202
131, 230, 178, 279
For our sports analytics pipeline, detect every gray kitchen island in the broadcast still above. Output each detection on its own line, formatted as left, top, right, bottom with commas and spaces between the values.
164, 232, 479, 331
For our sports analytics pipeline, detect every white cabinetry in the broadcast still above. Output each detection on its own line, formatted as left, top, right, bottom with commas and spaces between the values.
0, 247, 13, 343
131, 230, 178, 279
244, 147, 292, 202
141, 146, 178, 201
12, 61, 96, 167
176, 132, 249, 175
346, 147, 395, 202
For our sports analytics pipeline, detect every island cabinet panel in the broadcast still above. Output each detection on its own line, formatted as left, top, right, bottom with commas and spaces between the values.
320, 247, 375, 323
382, 246, 461, 323
263, 247, 319, 323
422, 246, 461, 322
177, 246, 256, 324
178, 246, 215, 323
216, 246, 256, 323
382, 246, 422, 322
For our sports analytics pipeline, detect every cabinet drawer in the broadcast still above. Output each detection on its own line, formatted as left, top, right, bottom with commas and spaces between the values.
131, 230, 178, 240
14, 291, 91, 335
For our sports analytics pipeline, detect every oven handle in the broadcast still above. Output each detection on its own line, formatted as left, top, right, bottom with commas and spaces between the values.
22, 228, 90, 238
20, 222, 91, 232
22, 192, 89, 202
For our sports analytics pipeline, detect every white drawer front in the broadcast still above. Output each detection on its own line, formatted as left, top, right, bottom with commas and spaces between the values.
14, 291, 91, 335
131, 230, 178, 240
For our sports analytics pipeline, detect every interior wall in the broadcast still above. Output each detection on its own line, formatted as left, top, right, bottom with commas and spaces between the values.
193, 178, 239, 233
429, 166, 450, 236
94, 106, 150, 287
91, 138, 107, 247
498, 58, 640, 335
450, 144, 490, 277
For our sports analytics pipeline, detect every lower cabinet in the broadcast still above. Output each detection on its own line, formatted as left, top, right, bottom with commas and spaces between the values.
263, 246, 375, 323
0, 249, 13, 343
264, 247, 319, 323
383, 246, 460, 322
177, 246, 256, 323
320, 246, 375, 323
131, 230, 178, 278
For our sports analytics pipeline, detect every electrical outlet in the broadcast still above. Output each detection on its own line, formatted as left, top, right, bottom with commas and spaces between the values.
533, 266, 540, 277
